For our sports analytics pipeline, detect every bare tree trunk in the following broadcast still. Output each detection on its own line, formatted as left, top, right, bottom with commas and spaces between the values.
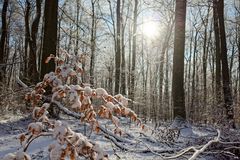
187, 28, 193, 119
202, 5, 210, 108
120, 0, 126, 95
0, 0, 9, 82
164, 48, 170, 120
172, 0, 187, 119
24, 0, 31, 79
195, 58, 200, 121
128, 21, 132, 96
41, 0, 58, 79
213, 0, 222, 105
205, 22, 213, 122
190, 30, 198, 120
130, 0, 138, 100
90, 0, 96, 86
107, 63, 114, 94
115, 0, 121, 94
235, 1, 240, 103
74, 0, 80, 55
210, 43, 215, 100
29, 0, 42, 83
8, 43, 17, 87
159, 20, 173, 120
217, 0, 235, 127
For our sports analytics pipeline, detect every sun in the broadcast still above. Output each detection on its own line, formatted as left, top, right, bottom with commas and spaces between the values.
142, 21, 159, 39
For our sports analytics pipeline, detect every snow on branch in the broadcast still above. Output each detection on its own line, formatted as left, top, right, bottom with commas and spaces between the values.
5, 52, 146, 160
188, 129, 221, 160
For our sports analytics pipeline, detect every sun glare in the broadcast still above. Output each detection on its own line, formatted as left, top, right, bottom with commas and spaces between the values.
142, 21, 159, 39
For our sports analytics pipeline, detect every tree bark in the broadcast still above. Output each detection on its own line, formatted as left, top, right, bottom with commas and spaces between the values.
41, 0, 58, 79
90, 0, 96, 86
172, 0, 187, 119
24, 0, 31, 79
187, 28, 193, 119
29, 0, 42, 83
115, 0, 121, 94
164, 48, 170, 120
159, 20, 173, 120
74, 0, 80, 55
130, 0, 138, 100
120, 0, 126, 95
202, 5, 210, 108
190, 30, 198, 121
0, 0, 9, 82
217, 0, 235, 127
213, 0, 222, 105
128, 18, 132, 97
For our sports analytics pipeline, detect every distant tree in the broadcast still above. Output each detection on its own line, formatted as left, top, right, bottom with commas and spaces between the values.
115, 0, 121, 94
201, 4, 211, 108
130, 0, 138, 101
172, 0, 187, 119
24, 0, 31, 79
41, 0, 58, 79
90, 0, 97, 86
120, 0, 127, 95
0, 0, 9, 82
74, 0, 80, 55
159, 17, 174, 120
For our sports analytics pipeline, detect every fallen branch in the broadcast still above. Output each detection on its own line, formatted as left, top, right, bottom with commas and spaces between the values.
188, 129, 221, 160
104, 134, 129, 151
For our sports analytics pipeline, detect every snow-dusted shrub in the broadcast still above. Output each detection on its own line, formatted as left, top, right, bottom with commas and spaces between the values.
4, 51, 143, 160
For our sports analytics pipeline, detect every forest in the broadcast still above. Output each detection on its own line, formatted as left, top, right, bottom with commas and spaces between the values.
0, 0, 240, 159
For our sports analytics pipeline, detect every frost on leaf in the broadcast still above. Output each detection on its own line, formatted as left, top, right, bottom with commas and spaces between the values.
32, 103, 49, 121
114, 94, 128, 107
83, 86, 92, 96
28, 122, 43, 136
92, 88, 108, 98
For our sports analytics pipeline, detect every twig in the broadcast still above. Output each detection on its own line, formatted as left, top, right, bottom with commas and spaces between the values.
23, 132, 53, 152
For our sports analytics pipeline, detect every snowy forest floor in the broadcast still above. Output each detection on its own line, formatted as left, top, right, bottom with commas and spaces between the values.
1, 111, 240, 160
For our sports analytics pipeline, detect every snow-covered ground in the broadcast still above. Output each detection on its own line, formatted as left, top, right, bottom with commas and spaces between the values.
0, 115, 157, 159
0, 114, 236, 160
